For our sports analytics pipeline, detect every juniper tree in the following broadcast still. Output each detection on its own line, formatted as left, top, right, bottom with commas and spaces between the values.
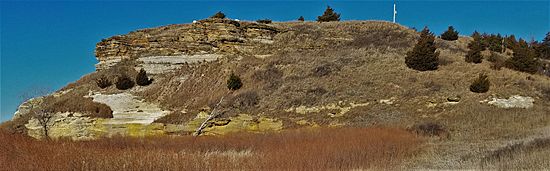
317, 6, 340, 22
210, 11, 226, 19
405, 27, 439, 71
115, 75, 135, 90
96, 76, 112, 89
136, 69, 153, 86
470, 73, 490, 93
227, 73, 243, 91
465, 37, 484, 63
535, 32, 550, 59
441, 26, 459, 41
506, 39, 541, 74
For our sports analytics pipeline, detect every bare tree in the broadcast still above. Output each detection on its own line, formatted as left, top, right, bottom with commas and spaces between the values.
32, 107, 53, 138
18, 86, 53, 139
194, 96, 225, 136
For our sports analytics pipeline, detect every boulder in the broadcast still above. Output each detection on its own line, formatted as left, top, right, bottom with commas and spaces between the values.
487, 95, 535, 109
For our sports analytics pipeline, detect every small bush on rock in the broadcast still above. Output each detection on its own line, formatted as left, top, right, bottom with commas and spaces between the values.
470, 73, 490, 93
115, 75, 135, 90
96, 76, 112, 89
317, 6, 340, 22
298, 16, 305, 21
136, 69, 153, 86
210, 11, 226, 19
440, 26, 459, 41
227, 73, 243, 91
256, 19, 272, 24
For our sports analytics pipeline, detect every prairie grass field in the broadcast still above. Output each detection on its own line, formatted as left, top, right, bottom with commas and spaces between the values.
0, 127, 421, 170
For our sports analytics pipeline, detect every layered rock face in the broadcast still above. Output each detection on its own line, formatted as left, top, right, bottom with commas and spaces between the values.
95, 18, 283, 70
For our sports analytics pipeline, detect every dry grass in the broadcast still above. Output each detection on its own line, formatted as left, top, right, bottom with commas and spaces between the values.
480, 138, 550, 169
0, 127, 421, 170
43, 91, 113, 118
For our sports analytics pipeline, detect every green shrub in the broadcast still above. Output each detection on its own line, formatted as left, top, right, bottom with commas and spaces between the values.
465, 38, 483, 63
506, 39, 542, 74
298, 16, 305, 21
227, 73, 243, 91
470, 73, 490, 93
440, 26, 459, 41
210, 11, 226, 19
136, 69, 153, 86
96, 76, 112, 89
256, 19, 272, 24
317, 6, 340, 22
405, 27, 439, 71
534, 32, 550, 59
504, 35, 518, 51
482, 33, 504, 53
115, 75, 135, 90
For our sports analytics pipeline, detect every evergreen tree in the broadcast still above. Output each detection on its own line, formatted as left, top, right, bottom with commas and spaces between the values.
506, 39, 541, 74
471, 31, 486, 50
227, 73, 243, 91
256, 19, 272, 24
298, 16, 305, 21
317, 6, 340, 22
405, 27, 440, 71
210, 11, 226, 19
470, 73, 490, 93
440, 26, 459, 41
535, 32, 550, 59
505, 35, 518, 50
115, 75, 135, 90
96, 76, 112, 89
465, 38, 483, 63
136, 69, 153, 86
483, 33, 503, 52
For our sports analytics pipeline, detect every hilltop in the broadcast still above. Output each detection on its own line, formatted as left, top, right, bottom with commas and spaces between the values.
2, 18, 550, 169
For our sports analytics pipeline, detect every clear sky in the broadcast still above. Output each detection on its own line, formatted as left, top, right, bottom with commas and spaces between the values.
1, 0, 549, 122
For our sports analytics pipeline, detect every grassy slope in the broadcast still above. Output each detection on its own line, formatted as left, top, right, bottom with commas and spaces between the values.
2, 21, 549, 169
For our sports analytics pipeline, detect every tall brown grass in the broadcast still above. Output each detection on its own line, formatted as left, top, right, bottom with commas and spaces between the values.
0, 127, 421, 170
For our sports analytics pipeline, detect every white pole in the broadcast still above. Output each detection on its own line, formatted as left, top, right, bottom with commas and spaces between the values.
393, 1, 397, 23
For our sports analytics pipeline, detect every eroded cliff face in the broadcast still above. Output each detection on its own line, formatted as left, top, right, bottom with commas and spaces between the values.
94, 18, 283, 71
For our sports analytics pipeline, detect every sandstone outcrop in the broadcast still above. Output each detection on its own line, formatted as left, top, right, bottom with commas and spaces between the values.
95, 18, 283, 70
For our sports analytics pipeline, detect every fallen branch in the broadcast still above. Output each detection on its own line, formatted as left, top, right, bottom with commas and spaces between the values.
194, 96, 225, 136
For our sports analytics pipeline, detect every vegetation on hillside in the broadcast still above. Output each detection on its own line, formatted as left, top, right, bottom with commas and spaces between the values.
465, 34, 484, 63
135, 69, 153, 86
256, 19, 272, 24
227, 73, 243, 91
317, 6, 340, 22
0, 127, 421, 170
440, 26, 459, 41
95, 76, 112, 89
210, 11, 226, 19
115, 75, 135, 90
469, 73, 490, 93
506, 39, 541, 74
405, 27, 439, 71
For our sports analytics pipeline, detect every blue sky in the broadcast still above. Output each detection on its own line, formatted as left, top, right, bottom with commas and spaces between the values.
1, 0, 549, 122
